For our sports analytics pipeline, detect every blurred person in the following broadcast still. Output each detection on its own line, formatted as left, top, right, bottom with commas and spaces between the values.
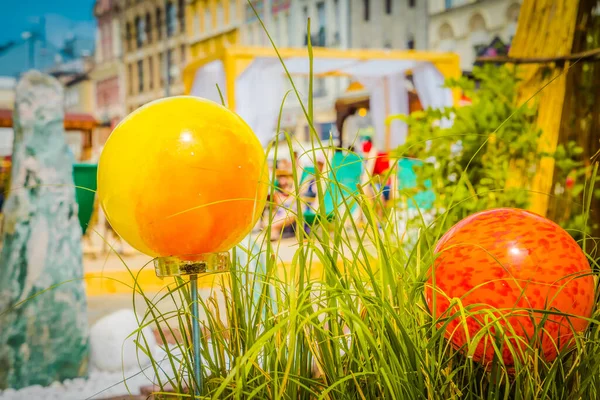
361, 140, 392, 222
268, 170, 297, 241
300, 151, 327, 210
341, 107, 360, 150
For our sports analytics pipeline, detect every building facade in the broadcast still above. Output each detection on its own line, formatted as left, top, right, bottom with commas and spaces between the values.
91, 0, 126, 130
236, 0, 353, 142
120, 0, 189, 113
348, 0, 428, 50
186, 0, 240, 63
183, 0, 432, 144
428, 0, 521, 72
0, 77, 16, 157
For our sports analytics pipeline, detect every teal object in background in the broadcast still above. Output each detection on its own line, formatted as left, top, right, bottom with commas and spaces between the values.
300, 165, 316, 186
73, 163, 98, 234
397, 158, 435, 210
304, 151, 363, 225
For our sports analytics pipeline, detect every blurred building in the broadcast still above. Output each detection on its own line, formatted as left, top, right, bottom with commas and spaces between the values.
91, 0, 126, 138
0, 77, 16, 111
232, 0, 425, 143
349, 0, 427, 50
240, 0, 350, 49
0, 78, 16, 158
428, 0, 521, 72
47, 58, 98, 161
235, 0, 352, 142
186, 0, 240, 63
182, 1, 435, 144
120, 0, 189, 113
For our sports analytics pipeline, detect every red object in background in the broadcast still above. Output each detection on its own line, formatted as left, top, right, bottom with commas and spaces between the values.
459, 93, 472, 107
362, 140, 373, 154
566, 176, 575, 190
372, 152, 389, 175
425, 208, 594, 366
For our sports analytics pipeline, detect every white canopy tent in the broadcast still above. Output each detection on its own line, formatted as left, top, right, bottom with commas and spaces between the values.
183, 46, 460, 151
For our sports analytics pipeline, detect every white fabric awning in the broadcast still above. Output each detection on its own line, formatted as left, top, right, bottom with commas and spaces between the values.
190, 56, 452, 148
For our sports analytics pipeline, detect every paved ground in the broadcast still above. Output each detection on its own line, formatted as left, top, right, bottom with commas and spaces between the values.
83, 234, 303, 325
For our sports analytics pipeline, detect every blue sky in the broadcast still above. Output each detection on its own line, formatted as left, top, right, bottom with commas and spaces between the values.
0, 0, 96, 47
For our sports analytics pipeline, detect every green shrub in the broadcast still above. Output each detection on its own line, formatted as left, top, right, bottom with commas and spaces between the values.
394, 64, 599, 244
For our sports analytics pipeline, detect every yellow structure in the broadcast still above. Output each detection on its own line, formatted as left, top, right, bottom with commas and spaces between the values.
508, 0, 580, 217
186, 0, 240, 63
121, 0, 188, 113
182, 45, 461, 149
183, 46, 461, 110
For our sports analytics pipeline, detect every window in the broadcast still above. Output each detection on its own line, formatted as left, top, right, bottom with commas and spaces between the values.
407, 35, 415, 49
166, 1, 176, 36
286, 11, 292, 46
302, 6, 308, 44
135, 16, 145, 48
100, 19, 113, 60
469, 13, 489, 55
445, 0, 452, 9
96, 77, 119, 108
408, 0, 416, 8
274, 14, 281, 44
128, 64, 133, 94
334, 0, 340, 45
137, 59, 144, 93
159, 52, 165, 86
319, 122, 335, 140
167, 49, 174, 80
438, 23, 456, 51
217, 3, 224, 27
204, 3, 211, 32
364, 0, 369, 21
315, 78, 326, 97
193, 9, 200, 34
180, 44, 186, 65
302, 6, 308, 26
125, 22, 132, 51
178, 0, 185, 32
64, 88, 78, 110
145, 12, 152, 43
148, 57, 153, 89
229, 0, 237, 24
334, 0, 340, 25
156, 7, 162, 39
245, 25, 252, 45
386, 0, 392, 14
317, 2, 325, 46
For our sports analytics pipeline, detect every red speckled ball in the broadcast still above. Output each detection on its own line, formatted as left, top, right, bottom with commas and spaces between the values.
425, 208, 594, 366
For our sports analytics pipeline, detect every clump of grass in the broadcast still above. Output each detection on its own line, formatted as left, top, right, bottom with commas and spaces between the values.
115, 17, 600, 400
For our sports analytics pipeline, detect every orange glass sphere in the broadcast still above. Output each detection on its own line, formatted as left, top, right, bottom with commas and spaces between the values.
97, 96, 268, 259
425, 208, 594, 365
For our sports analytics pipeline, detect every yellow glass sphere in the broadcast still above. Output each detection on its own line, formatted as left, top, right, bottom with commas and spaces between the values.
97, 96, 268, 260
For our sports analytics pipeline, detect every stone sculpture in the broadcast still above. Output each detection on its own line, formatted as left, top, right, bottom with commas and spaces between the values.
0, 71, 88, 389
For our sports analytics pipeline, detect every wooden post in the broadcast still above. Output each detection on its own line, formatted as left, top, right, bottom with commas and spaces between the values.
508, 0, 580, 217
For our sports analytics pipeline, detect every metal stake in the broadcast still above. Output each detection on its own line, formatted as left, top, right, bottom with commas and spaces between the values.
190, 274, 201, 397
